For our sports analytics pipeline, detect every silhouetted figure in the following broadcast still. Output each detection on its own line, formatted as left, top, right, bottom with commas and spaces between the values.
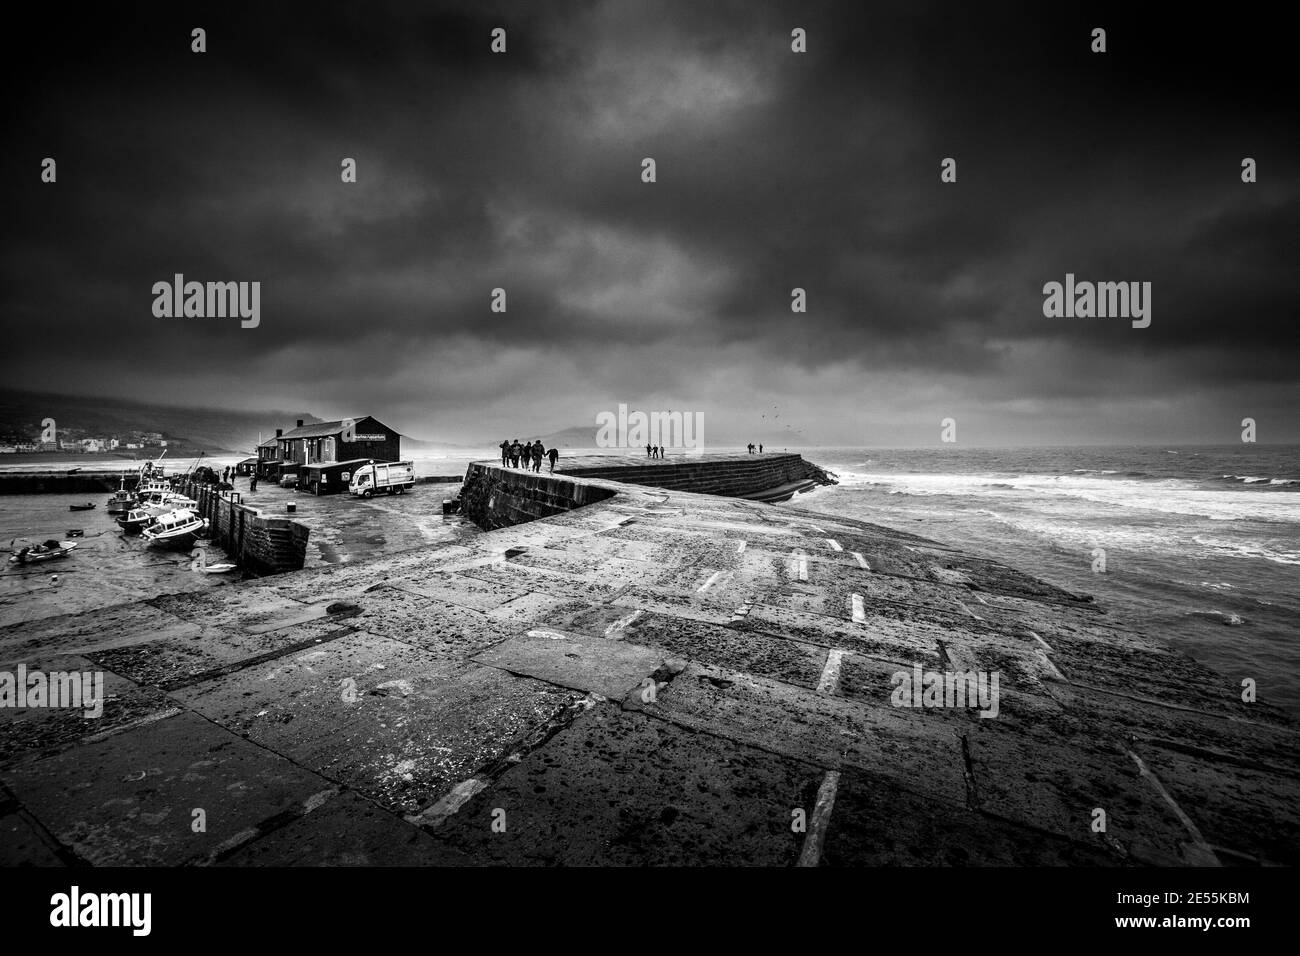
499, 439, 510, 467
645, 443, 652, 458
249, 473, 258, 492
531, 440, 544, 472
547, 447, 559, 472
759, 444, 763, 453
509, 440, 522, 467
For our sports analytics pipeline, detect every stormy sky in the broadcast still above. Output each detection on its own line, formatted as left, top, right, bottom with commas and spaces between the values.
3, 1, 1297, 446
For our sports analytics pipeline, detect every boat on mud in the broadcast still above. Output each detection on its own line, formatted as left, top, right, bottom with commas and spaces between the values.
9, 539, 77, 564
117, 507, 159, 535
141, 509, 209, 549
106, 481, 135, 514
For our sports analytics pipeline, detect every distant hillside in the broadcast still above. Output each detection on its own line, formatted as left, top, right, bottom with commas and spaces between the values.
0, 389, 319, 455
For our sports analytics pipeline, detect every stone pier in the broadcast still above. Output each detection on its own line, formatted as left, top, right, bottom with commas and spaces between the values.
1, 460, 1296, 866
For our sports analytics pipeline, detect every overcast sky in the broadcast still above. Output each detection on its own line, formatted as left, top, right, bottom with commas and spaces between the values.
3, 1, 1296, 446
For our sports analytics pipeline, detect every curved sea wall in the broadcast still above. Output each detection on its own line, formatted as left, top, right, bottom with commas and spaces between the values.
460, 464, 618, 531
559, 452, 833, 498
461, 453, 836, 531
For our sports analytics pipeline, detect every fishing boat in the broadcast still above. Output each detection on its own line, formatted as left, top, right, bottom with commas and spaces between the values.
141, 509, 209, 549
9, 539, 77, 564
138, 491, 197, 511
135, 478, 172, 502
117, 507, 158, 535
69, 502, 96, 512
106, 480, 135, 514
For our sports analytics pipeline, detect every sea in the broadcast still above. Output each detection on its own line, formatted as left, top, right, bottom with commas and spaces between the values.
781, 445, 1300, 713
2, 444, 1296, 713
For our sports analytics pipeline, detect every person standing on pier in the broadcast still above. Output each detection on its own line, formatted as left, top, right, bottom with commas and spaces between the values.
759, 444, 763, 453
645, 443, 652, 458
547, 446, 559, 473
532, 440, 544, 472
509, 440, 522, 468
499, 439, 510, 467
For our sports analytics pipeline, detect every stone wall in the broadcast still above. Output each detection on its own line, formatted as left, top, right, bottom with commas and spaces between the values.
0, 471, 140, 495
560, 453, 830, 498
180, 481, 310, 576
459, 463, 617, 531
460, 454, 836, 531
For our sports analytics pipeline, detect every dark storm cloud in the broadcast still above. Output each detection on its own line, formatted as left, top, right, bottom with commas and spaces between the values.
2, 0, 1296, 443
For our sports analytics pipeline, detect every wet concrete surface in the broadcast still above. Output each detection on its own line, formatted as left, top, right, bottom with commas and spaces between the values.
1, 462, 1297, 866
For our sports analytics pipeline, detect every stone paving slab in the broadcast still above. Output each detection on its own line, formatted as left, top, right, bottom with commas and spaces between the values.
820, 769, 1118, 866
0, 811, 66, 866
625, 661, 970, 807
0, 711, 335, 866
171, 632, 585, 817
616, 611, 829, 690
1132, 741, 1300, 866
473, 631, 664, 698
427, 705, 819, 866
0, 653, 178, 764
218, 790, 474, 866
0, 603, 201, 664
962, 711, 1200, 865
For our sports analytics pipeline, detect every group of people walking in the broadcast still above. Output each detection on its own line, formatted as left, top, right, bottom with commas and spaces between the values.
500, 439, 560, 472
645, 444, 670, 459
747, 443, 764, 453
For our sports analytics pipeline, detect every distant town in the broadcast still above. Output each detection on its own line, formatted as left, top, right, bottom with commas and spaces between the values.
0, 426, 193, 456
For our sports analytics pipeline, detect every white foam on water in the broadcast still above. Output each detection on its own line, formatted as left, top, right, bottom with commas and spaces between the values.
830, 471, 1300, 523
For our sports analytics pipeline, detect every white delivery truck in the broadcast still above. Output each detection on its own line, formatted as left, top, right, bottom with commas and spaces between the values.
349, 461, 416, 497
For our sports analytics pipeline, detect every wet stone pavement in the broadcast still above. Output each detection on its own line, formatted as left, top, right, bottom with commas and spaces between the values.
1, 466, 1297, 866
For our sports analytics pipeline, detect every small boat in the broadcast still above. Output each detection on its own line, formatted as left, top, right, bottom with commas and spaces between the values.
67, 529, 85, 538
106, 483, 135, 514
117, 508, 158, 535
69, 502, 96, 512
198, 562, 238, 574
141, 509, 209, 549
9, 540, 77, 564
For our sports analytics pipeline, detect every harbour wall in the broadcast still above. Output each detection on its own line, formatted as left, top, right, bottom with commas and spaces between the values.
559, 453, 831, 498
462, 454, 834, 531
0, 471, 141, 494
179, 480, 310, 576
460, 464, 618, 531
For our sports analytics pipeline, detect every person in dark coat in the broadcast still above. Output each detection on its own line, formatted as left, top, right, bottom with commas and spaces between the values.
531, 440, 544, 472
509, 440, 522, 468
547, 447, 559, 473
499, 439, 510, 467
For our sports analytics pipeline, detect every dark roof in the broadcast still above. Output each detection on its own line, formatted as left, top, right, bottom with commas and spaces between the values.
257, 437, 279, 448
278, 418, 396, 440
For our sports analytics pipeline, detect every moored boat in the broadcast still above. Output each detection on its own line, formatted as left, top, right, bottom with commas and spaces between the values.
117, 508, 158, 535
106, 482, 135, 514
69, 502, 96, 511
9, 539, 77, 564
141, 509, 209, 549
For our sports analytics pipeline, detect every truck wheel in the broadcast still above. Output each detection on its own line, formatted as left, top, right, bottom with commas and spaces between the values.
395, 487, 404, 495
363, 489, 372, 499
